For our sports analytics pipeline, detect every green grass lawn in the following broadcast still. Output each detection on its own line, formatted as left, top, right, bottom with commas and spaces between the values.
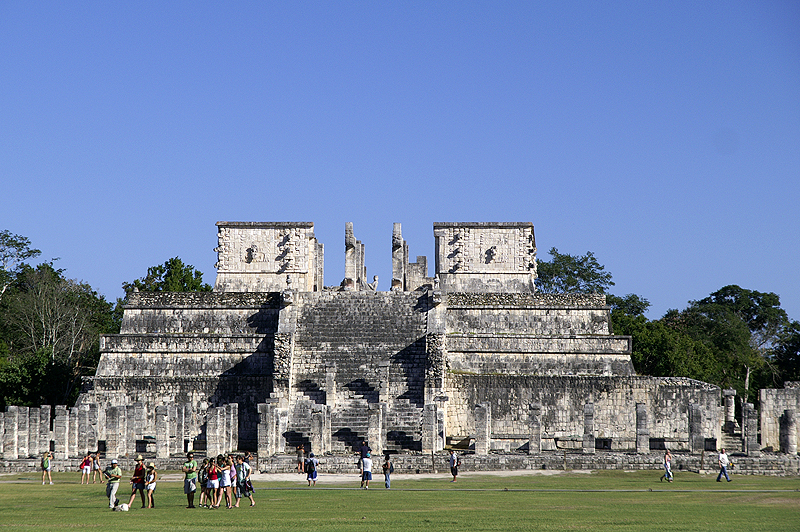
2, 470, 798, 531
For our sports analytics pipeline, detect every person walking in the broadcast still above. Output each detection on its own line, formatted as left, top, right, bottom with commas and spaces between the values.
660, 450, 673, 482
104, 459, 122, 509
182, 451, 198, 508
382, 455, 393, 489
235, 455, 255, 506
145, 462, 158, 508
448, 450, 460, 482
717, 448, 732, 482
128, 455, 147, 508
305, 453, 319, 487
361, 452, 373, 489
41, 451, 53, 485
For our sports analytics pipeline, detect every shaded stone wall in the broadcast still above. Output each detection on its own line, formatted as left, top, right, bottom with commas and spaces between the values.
760, 383, 800, 451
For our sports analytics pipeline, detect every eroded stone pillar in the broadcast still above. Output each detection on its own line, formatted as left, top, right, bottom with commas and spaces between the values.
583, 403, 595, 454
78, 407, 89, 455
124, 404, 135, 457
226, 403, 238, 452
780, 409, 797, 455
29, 407, 40, 458
87, 404, 98, 453
743, 402, 759, 456
68, 407, 78, 458
4, 407, 19, 459
155, 405, 169, 459
105, 406, 119, 459
422, 404, 437, 454
17, 406, 29, 458
723, 389, 737, 434
310, 407, 325, 456
367, 403, 385, 454
688, 403, 703, 455
636, 403, 649, 454
40, 406, 51, 455
474, 404, 491, 455
325, 365, 337, 407
528, 404, 541, 455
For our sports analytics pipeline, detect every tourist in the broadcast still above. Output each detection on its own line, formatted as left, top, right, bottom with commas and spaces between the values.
448, 449, 459, 482
717, 448, 732, 482
660, 450, 673, 482
91, 453, 101, 483
219, 455, 233, 509
297, 445, 305, 473
382, 455, 393, 489
361, 452, 373, 489
104, 459, 122, 509
128, 455, 147, 508
145, 462, 158, 508
41, 451, 53, 485
80, 452, 92, 484
359, 441, 371, 459
235, 455, 255, 506
206, 456, 220, 508
182, 451, 198, 508
198, 458, 210, 508
305, 452, 319, 487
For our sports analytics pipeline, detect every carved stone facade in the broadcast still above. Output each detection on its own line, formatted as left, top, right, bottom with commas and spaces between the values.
5, 221, 796, 470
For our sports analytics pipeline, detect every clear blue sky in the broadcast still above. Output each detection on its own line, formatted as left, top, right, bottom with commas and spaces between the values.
1, 1, 798, 321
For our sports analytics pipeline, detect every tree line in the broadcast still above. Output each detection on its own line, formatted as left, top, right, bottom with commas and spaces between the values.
1, 231, 798, 410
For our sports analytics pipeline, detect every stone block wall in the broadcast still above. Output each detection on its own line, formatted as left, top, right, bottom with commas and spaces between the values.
760, 383, 800, 451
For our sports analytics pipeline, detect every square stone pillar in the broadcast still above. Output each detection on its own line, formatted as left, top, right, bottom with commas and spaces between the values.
325, 365, 337, 408
310, 407, 325, 456
184, 404, 197, 447
688, 403, 703, 454
155, 405, 169, 459
87, 404, 98, 452
4, 407, 19, 459
168, 404, 179, 456
422, 404, 438, 454
277, 408, 289, 454
582, 403, 595, 454
378, 361, 390, 405
124, 405, 135, 457
0, 412, 4, 456
226, 403, 238, 452
176, 405, 186, 455
105, 406, 119, 459
133, 403, 145, 439
78, 407, 89, 455
367, 403, 385, 454
40, 406, 51, 455
474, 404, 491, 455
743, 402, 759, 456
528, 404, 541, 455
68, 407, 78, 458
17, 406, 29, 458
636, 403, 649, 454
780, 409, 797, 455
29, 407, 40, 458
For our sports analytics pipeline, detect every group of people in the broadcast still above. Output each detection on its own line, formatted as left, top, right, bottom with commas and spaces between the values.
182, 451, 255, 509
659, 448, 734, 483
101, 454, 158, 509
78, 451, 103, 484
358, 441, 394, 489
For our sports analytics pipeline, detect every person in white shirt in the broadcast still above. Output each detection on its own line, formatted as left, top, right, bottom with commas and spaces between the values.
360, 453, 373, 489
716, 448, 731, 482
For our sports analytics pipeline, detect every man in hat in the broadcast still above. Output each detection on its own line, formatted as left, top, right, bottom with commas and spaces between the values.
104, 459, 122, 509
128, 455, 147, 508
182, 451, 198, 508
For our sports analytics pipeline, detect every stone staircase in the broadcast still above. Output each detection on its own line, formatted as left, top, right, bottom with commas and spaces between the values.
720, 423, 744, 454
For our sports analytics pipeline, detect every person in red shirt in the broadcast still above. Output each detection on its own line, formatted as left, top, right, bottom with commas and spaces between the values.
128, 455, 147, 508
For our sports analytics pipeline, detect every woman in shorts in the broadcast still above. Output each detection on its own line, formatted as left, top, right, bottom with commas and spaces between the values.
79, 452, 92, 484
219, 455, 233, 509
207, 457, 220, 508
41, 451, 53, 485
198, 459, 210, 508
145, 462, 158, 508
91, 453, 101, 483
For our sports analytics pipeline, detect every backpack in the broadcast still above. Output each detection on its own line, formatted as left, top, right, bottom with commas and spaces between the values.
306, 459, 315, 473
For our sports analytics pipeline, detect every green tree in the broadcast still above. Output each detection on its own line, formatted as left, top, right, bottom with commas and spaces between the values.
772, 321, 800, 383
536, 247, 615, 294
122, 257, 212, 296
0, 230, 41, 303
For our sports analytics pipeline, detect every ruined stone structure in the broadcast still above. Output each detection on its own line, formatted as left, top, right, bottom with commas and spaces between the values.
2, 221, 798, 474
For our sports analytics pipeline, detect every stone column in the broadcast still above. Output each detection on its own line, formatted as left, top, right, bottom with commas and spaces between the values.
723, 389, 737, 434
78, 407, 89, 455
424, 333, 446, 405
40, 406, 51, 455
155, 405, 169, 459
28, 407, 40, 458
344, 222, 358, 286
226, 403, 239, 452
323, 405, 332, 453
176, 405, 186, 455
105, 406, 119, 460
422, 404, 438, 454
378, 361, 390, 404
325, 365, 337, 407
367, 403, 385, 454
277, 409, 289, 454
87, 404, 98, 453
16, 406, 29, 458
392, 223, 405, 290
474, 404, 491, 455
582, 403, 595, 454
133, 403, 146, 440
636, 403, 649, 454
0, 412, 4, 456
257, 403, 273, 461
435, 399, 447, 452
688, 403, 703, 455
68, 407, 78, 458
743, 402, 759, 456
780, 409, 797, 455
124, 405, 136, 457
528, 404, 541, 455
310, 407, 325, 456
4, 407, 19, 459
184, 404, 197, 448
